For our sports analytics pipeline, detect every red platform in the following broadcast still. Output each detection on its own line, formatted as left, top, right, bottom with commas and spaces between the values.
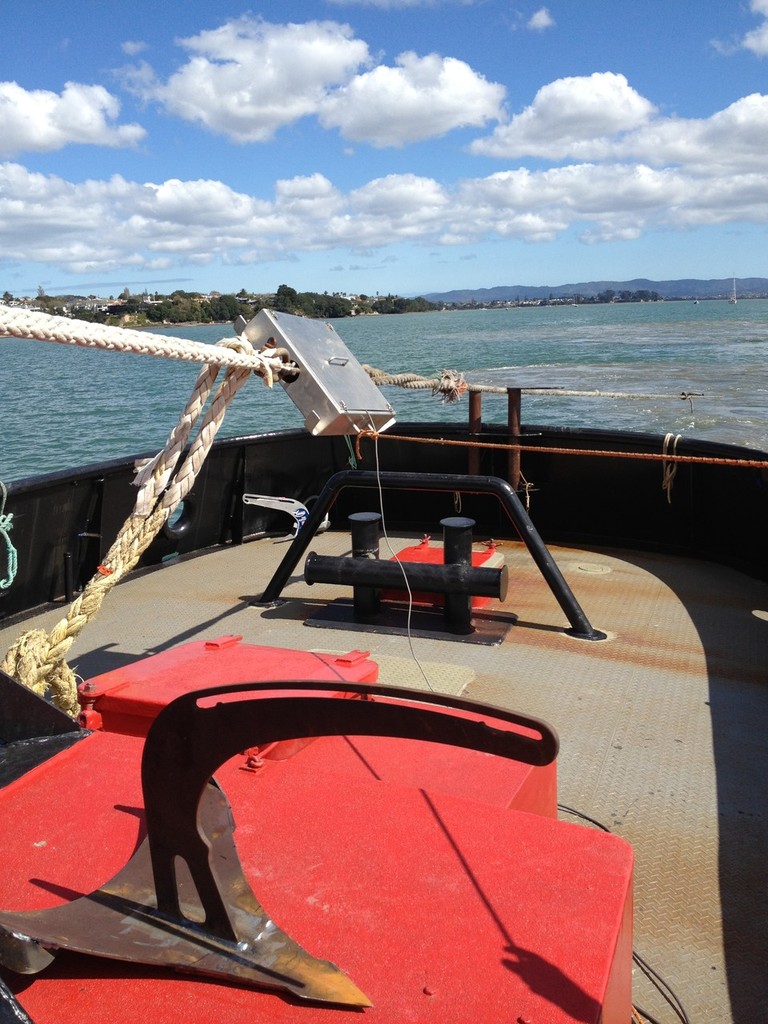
78, 636, 378, 737
77, 637, 556, 816
0, 724, 633, 1024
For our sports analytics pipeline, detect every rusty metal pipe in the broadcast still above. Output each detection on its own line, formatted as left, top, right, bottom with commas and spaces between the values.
507, 387, 522, 491
468, 391, 482, 475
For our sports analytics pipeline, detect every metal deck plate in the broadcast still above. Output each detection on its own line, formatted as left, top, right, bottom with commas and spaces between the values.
1, 531, 766, 1021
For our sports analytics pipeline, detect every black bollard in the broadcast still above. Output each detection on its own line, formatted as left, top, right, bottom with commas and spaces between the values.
349, 512, 381, 618
441, 517, 475, 634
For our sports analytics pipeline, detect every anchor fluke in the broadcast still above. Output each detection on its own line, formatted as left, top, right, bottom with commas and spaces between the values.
0, 782, 371, 1006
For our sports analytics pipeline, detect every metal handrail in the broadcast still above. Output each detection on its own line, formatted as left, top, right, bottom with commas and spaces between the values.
258, 470, 605, 641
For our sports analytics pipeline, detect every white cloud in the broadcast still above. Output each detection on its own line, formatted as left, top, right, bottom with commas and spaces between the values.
742, 0, 768, 56
351, 174, 448, 215
528, 7, 555, 31
0, 165, 272, 273
0, 81, 145, 157
4, 16, 768, 286
471, 72, 655, 159
3, 147, 768, 277
125, 16, 503, 147
472, 73, 768, 180
121, 41, 147, 57
613, 93, 768, 174
345, 174, 450, 240
2, 61, 768, 276
319, 52, 505, 146
743, 25, 768, 55
125, 17, 370, 143
274, 173, 346, 230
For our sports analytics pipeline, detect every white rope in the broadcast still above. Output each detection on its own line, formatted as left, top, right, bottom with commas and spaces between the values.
1, 334, 257, 714
0, 308, 286, 713
0, 304, 286, 375
133, 336, 255, 515
661, 433, 681, 503
363, 366, 702, 402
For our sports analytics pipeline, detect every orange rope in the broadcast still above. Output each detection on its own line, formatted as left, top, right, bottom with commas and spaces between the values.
355, 430, 768, 470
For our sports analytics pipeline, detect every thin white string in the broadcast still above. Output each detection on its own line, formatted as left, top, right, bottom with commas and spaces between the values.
370, 425, 434, 692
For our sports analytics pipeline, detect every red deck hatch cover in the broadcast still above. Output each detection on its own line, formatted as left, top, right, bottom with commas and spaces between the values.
0, 728, 632, 1024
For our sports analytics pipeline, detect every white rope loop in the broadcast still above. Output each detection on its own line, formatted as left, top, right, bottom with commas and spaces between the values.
661, 433, 682, 503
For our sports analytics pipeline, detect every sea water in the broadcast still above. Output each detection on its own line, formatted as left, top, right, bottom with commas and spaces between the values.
2, 300, 767, 482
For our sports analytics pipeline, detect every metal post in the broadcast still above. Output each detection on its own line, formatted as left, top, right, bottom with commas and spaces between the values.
349, 512, 381, 619
468, 392, 482, 476
441, 516, 475, 634
507, 387, 521, 492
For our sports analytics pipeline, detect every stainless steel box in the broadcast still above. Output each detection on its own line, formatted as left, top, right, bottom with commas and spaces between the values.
240, 309, 395, 436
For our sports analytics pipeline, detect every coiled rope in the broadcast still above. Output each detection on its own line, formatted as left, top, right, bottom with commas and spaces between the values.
0, 305, 293, 715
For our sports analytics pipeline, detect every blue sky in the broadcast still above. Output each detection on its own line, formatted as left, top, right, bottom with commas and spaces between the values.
2, 0, 768, 298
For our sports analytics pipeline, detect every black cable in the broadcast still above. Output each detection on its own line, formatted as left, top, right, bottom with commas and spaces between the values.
633, 950, 691, 1024
557, 803, 692, 1024
633, 1007, 663, 1024
557, 801, 611, 832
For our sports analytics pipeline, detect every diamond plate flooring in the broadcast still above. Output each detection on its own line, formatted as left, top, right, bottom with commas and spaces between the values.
2, 531, 766, 1023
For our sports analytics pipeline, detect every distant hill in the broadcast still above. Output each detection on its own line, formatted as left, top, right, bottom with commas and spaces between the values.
423, 278, 768, 303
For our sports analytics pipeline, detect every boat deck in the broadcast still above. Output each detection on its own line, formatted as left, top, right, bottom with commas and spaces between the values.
2, 528, 767, 1023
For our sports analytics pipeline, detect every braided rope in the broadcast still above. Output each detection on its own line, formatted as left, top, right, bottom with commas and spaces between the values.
364, 365, 477, 395
0, 304, 283, 373
362, 364, 700, 402
1, 335, 256, 716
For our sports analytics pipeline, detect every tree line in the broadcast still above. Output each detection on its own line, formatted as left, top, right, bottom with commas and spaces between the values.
13, 285, 436, 325
593, 289, 661, 303
271, 285, 435, 318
